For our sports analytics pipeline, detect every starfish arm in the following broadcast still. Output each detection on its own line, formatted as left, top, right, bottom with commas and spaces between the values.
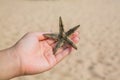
64, 37, 77, 50
53, 39, 64, 54
43, 33, 58, 40
59, 16, 64, 36
65, 25, 80, 36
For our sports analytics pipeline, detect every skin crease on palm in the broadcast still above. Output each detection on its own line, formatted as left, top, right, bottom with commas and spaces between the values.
14, 31, 79, 75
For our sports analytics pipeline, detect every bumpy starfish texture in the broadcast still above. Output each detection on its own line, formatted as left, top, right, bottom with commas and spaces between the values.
44, 17, 80, 54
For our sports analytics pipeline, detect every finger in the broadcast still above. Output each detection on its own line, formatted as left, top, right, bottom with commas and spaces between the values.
46, 39, 56, 46
43, 41, 53, 56
50, 42, 57, 49
70, 31, 79, 44
50, 40, 75, 54
55, 47, 72, 63
49, 43, 69, 54
43, 47, 57, 67
70, 31, 79, 39
34, 32, 52, 41
49, 41, 66, 52
71, 37, 79, 44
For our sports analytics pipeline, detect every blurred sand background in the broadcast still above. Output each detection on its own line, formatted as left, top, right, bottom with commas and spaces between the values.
0, 0, 120, 80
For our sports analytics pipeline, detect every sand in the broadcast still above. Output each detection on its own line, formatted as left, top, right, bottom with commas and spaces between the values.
0, 0, 120, 80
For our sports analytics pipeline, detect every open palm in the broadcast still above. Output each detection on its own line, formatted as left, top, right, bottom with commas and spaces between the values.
14, 32, 79, 75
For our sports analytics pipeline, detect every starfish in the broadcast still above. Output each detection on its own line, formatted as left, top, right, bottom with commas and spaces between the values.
44, 17, 80, 54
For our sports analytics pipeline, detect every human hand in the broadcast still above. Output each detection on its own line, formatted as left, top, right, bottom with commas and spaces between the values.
12, 31, 79, 75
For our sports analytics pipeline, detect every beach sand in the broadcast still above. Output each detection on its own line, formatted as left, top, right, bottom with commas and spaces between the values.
0, 0, 120, 80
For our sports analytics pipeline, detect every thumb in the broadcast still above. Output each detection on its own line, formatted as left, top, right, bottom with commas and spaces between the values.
34, 32, 48, 41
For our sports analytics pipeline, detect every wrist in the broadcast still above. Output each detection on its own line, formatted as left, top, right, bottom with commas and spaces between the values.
8, 46, 22, 78
0, 46, 22, 79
